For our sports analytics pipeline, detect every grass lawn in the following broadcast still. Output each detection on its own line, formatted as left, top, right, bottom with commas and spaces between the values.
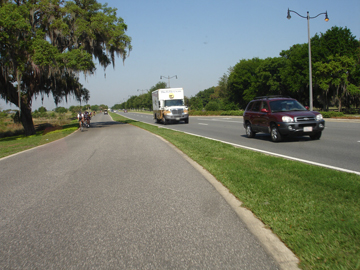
110, 112, 360, 270
0, 122, 78, 158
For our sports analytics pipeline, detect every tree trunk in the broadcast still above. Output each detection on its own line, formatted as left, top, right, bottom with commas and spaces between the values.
338, 99, 342, 112
20, 102, 36, 136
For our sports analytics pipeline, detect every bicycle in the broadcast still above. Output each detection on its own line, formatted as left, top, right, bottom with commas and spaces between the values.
82, 117, 90, 128
80, 120, 84, 132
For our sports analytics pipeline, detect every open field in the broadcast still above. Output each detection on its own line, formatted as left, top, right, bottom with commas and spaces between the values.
0, 111, 74, 138
0, 111, 78, 158
0, 122, 78, 159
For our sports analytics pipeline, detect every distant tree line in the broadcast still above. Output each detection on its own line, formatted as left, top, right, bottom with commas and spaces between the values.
27, 104, 109, 119
112, 82, 167, 110
115, 26, 360, 113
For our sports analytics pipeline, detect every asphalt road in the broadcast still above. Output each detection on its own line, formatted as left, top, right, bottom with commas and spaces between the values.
0, 113, 297, 269
117, 111, 360, 174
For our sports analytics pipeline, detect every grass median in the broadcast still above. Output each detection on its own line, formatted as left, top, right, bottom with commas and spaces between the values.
110, 112, 360, 270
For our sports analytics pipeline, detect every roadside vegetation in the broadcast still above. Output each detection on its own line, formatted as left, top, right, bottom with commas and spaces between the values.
110, 112, 360, 270
0, 109, 79, 158
113, 26, 360, 116
0, 122, 78, 159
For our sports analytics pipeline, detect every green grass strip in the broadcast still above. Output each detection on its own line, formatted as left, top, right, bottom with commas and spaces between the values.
110, 112, 360, 270
0, 122, 78, 158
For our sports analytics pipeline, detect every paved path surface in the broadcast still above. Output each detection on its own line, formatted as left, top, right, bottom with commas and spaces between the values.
0, 114, 298, 269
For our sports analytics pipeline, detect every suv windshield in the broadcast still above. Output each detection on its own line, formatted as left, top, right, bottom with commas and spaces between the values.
165, 99, 184, 106
270, 100, 306, 113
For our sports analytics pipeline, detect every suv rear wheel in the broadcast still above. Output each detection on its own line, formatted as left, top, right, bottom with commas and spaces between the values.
245, 123, 255, 138
271, 124, 282, 142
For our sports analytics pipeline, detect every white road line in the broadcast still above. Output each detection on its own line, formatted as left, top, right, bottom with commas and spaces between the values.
198, 123, 208, 126
178, 130, 360, 176
119, 113, 360, 176
195, 118, 241, 123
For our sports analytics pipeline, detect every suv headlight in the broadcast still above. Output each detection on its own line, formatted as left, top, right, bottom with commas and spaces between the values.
316, 114, 323, 121
282, 116, 294, 123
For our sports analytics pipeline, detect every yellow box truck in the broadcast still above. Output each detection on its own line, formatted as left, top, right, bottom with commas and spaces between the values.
152, 88, 189, 124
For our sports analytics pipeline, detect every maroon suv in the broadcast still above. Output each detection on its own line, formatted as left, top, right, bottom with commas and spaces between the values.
243, 96, 325, 142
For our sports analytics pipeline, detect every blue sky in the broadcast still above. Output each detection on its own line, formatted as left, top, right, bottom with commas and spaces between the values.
1, 0, 360, 110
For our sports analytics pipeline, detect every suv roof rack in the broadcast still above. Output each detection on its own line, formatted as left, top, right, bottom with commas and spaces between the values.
254, 95, 290, 100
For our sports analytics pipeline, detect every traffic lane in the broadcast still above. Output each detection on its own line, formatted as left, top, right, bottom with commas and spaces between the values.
0, 118, 280, 269
182, 117, 360, 173
310, 121, 360, 171
118, 113, 359, 173
193, 118, 360, 173
117, 113, 245, 148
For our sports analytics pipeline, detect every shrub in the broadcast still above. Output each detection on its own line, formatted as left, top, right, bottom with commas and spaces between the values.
38, 106, 47, 113
55, 107, 68, 113
32, 110, 48, 118
220, 110, 244, 116
221, 102, 239, 111
320, 111, 345, 118
205, 101, 220, 111
69, 106, 78, 113
32, 111, 40, 118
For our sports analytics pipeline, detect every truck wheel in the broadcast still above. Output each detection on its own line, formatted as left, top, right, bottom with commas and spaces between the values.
163, 117, 167, 125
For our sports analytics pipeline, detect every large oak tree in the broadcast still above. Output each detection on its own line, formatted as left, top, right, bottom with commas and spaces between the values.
0, 0, 132, 135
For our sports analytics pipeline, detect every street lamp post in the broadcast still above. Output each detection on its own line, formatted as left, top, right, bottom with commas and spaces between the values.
137, 89, 147, 94
287, 8, 329, 111
160, 75, 177, 88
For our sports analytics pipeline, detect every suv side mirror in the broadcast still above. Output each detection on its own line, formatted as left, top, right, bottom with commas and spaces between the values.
260, 108, 268, 113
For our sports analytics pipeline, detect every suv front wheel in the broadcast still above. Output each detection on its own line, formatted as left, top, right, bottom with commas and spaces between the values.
271, 124, 282, 142
245, 123, 256, 138
310, 132, 322, 140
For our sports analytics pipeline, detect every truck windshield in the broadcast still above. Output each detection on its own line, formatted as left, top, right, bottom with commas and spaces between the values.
165, 99, 183, 106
